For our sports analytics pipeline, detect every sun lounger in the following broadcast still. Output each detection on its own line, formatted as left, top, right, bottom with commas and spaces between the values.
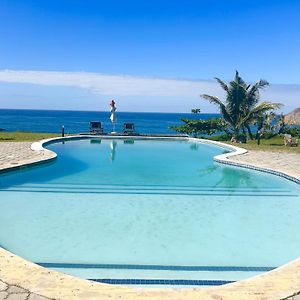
283, 134, 298, 146
90, 121, 103, 134
123, 123, 135, 134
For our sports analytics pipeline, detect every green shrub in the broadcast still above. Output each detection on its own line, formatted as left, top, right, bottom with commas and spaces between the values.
171, 118, 225, 136
282, 127, 300, 137
209, 133, 231, 141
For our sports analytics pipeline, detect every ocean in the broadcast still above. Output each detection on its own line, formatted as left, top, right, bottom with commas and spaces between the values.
0, 109, 220, 134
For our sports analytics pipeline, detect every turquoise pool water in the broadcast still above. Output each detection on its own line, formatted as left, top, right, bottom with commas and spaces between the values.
0, 138, 299, 286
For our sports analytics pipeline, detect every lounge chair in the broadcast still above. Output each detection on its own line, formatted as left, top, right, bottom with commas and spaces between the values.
123, 123, 135, 134
283, 134, 298, 146
90, 121, 103, 134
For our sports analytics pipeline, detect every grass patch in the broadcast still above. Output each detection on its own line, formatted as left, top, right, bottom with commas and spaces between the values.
215, 135, 300, 153
0, 132, 60, 142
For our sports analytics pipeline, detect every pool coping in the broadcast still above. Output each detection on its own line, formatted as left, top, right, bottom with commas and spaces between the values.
0, 134, 300, 299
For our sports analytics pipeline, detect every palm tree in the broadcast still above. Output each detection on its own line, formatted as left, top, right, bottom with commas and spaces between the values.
242, 78, 269, 139
277, 113, 286, 134
191, 108, 201, 114
201, 71, 282, 142
255, 111, 276, 140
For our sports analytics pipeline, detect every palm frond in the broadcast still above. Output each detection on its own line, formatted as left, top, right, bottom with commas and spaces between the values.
214, 77, 229, 92
245, 79, 270, 108
240, 102, 283, 126
248, 79, 269, 95
234, 70, 247, 87
257, 79, 269, 89
200, 94, 234, 126
252, 102, 283, 114
226, 82, 247, 124
201, 94, 223, 105
235, 70, 239, 81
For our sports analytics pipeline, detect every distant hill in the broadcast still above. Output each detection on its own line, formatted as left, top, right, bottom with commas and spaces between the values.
284, 108, 300, 125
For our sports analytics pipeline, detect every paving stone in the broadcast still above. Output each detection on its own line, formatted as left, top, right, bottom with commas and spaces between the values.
7, 286, 28, 294
0, 281, 7, 291
28, 294, 51, 300
0, 291, 8, 300
5, 293, 29, 300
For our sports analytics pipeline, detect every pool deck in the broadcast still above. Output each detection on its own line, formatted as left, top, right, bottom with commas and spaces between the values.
229, 150, 300, 182
0, 138, 300, 300
0, 142, 56, 173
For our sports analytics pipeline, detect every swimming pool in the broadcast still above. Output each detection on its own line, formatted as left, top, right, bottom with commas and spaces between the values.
0, 138, 299, 287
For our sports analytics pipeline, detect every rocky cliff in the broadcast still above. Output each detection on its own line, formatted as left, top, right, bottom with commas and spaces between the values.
284, 107, 300, 125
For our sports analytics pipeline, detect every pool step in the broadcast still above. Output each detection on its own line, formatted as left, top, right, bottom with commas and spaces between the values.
37, 262, 275, 272
3, 184, 296, 197
90, 278, 235, 286
36, 262, 276, 286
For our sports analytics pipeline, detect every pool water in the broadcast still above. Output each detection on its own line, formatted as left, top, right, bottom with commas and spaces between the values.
0, 138, 299, 286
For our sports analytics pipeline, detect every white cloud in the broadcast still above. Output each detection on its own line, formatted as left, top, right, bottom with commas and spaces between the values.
0, 70, 298, 112
0, 70, 219, 97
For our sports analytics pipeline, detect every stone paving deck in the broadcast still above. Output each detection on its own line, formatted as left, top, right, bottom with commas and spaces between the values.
0, 142, 55, 172
0, 279, 51, 300
0, 139, 299, 299
229, 150, 300, 180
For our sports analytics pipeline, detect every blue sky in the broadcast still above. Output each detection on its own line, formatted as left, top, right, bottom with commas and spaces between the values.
0, 0, 299, 112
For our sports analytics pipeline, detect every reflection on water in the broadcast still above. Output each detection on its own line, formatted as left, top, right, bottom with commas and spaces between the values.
110, 140, 117, 162
197, 164, 258, 189
214, 167, 255, 189
197, 165, 218, 177
90, 138, 118, 162
90, 139, 102, 144
124, 139, 135, 145
190, 143, 199, 151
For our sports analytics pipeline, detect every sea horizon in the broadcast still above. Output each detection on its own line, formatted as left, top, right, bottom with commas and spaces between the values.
0, 108, 220, 134
0, 107, 218, 114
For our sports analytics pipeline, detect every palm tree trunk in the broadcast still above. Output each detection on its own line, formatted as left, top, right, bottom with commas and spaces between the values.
256, 124, 263, 140
246, 125, 254, 140
231, 128, 240, 142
